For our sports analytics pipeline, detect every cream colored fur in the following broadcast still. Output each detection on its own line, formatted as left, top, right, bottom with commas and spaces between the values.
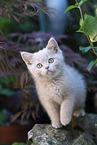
20, 37, 86, 128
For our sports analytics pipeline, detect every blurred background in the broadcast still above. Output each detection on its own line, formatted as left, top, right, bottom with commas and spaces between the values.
0, 0, 97, 145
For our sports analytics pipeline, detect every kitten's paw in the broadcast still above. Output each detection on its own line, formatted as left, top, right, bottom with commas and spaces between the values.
73, 109, 85, 117
52, 122, 62, 128
61, 117, 71, 126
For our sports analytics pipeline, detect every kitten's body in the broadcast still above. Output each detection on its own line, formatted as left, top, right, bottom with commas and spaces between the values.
21, 37, 86, 128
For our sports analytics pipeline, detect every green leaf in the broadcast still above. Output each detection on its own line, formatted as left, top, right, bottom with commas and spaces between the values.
12, 143, 26, 145
0, 110, 9, 125
76, 30, 84, 33
95, 124, 97, 127
82, 14, 97, 42
82, 0, 88, 3
94, 47, 97, 53
0, 88, 15, 96
79, 45, 91, 53
77, 0, 88, 6
64, 1, 88, 13
79, 19, 86, 30
87, 59, 97, 71
64, 5, 77, 13
80, 19, 83, 26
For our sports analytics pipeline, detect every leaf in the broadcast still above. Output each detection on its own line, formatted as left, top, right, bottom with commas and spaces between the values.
64, 5, 77, 13
87, 59, 97, 71
24, 4, 27, 13
8, 14, 11, 22
32, 112, 36, 121
20, 72, 25, 89
95, 124, 97, 127
94, 47, 97, 53
12, 143, 26, 145
64, 0, 88, 14
12, 15, 20, 24
29, 3, 36, 10
0, 89, 15, 97
0, 110, 9, 125
82, 0, 88, 3
80, 19, 83, 26
78, 0, 88, 6
0, 46, 4, 49
79, 19, 86, 30
81, 14, 97, 42
11, 112, 22, 123
76, 30, 85, 34
79, 45, 91, 53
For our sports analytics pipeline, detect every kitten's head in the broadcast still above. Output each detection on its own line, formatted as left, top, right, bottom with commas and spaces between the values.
20, 37, 64, 81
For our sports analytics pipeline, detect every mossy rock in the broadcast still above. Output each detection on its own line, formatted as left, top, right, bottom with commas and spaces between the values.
28, 113, 97, 145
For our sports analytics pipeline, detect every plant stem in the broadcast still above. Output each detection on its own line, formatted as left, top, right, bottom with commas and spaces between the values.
75, 0, 83, 22
91, 42, 97, 56
84, 32, 97, 56
78, 6, 84, 22
75, 0, 78, 4
75, 0, 97, 57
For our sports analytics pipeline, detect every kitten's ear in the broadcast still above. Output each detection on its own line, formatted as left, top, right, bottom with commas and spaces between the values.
46, 37, 59, 52
20, 52, 33, 65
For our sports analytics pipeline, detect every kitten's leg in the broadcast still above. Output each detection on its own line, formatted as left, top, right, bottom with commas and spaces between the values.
42, 101, 62, 128
60, 99, 74, 126
73, 108, 85, 117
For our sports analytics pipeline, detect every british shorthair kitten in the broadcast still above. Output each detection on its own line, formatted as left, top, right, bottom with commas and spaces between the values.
20, 37, 86, 128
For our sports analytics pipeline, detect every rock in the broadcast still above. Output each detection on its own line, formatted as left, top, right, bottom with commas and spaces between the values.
72, 134, 96, 145
70, 113, 97, 137
28, 113, 97, 145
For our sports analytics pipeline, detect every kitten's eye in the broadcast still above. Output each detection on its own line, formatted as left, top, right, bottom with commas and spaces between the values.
48, 58, 54, 63
37, 63, 43, 69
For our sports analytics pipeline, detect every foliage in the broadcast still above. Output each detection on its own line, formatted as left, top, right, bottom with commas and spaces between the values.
0, 0, 51, 36
0, 109, 10, 126
11, 88, 40, 123
0, 0, 51, 123
12, 143, 26, 145
0, 0, 49, 23
64, 0, 97, 70
0, 77, 15, 96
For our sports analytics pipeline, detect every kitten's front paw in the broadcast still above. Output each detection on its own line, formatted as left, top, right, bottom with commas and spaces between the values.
52, 122, 62, 128
61, 117, 71, 126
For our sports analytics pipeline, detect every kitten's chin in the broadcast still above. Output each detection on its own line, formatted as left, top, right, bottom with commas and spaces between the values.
46, 70, 52, 75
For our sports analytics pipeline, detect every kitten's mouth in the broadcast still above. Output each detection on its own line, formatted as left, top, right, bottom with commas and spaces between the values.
46, 69, 51, 74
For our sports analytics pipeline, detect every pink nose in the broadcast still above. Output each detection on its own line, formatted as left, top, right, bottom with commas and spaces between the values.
45, 66, 49, 69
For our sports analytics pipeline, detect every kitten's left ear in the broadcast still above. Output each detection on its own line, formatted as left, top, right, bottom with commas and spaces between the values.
46, 37, 59, 52
20, 52, 33, 65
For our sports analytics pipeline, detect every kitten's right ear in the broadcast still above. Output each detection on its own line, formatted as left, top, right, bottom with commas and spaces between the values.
46, 37, 59, 53
20, 52, 33, 65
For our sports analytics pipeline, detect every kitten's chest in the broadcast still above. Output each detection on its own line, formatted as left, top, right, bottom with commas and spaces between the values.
36, 80, 68, 104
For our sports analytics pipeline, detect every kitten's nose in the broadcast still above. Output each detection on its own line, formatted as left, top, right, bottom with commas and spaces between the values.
45, 66, 49, 70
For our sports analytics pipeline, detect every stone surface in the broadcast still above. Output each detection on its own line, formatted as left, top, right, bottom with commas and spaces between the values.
27, 113, 97, 145
72, 134, 96, 145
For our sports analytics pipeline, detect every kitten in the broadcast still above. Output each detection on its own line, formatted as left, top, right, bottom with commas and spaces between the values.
20, 37, 86, 128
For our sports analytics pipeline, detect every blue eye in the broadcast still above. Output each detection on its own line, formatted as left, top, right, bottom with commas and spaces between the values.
37, 63, 43, 69
48, 58, 54, 63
